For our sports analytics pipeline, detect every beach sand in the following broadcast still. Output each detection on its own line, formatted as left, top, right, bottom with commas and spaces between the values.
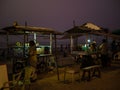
30, 64, 120, 90
0, 58, 120, 90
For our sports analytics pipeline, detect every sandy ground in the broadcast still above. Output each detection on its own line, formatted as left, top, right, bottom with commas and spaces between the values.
0, 59, 120, 90
30, 64, 120, 90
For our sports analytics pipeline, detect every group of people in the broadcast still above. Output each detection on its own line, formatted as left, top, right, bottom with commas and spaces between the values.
88, 39, 120, 68
77, 39, 110, 68
17, 39, 119, 82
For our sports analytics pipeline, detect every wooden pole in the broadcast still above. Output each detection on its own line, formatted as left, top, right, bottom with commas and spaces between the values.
6, 32, 9, 57
23, 30, 26, 58
50, 33, 52, 54
34, 32, 37, 43
70, 35, 73, 54
54, 34, 60, 80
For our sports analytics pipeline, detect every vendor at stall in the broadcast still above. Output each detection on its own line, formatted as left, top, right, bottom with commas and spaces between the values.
28, 40, 37, 68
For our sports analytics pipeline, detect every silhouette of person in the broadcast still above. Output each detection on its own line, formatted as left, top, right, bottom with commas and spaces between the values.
28, 40, 37, 68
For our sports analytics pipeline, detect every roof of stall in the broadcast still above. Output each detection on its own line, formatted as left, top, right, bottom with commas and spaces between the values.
2, 24, 62, 35
64, 22, 104, 34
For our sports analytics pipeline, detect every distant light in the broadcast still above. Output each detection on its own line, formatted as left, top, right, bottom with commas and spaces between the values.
87, 39, 91, 43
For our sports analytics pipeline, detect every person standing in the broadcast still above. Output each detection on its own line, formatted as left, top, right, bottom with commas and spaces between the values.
111, 40, 117, 60
99, 39, 108, 67
28, 40, 37, 68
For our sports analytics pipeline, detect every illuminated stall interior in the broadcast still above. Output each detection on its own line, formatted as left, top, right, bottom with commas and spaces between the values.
2, 22, 62, 57
62, 22, 105, 53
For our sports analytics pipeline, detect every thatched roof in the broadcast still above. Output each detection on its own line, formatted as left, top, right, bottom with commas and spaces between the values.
64, 22, 104, 35
80, 22, 103, 31
2, 25, 62, 35
64, 26, 91, 34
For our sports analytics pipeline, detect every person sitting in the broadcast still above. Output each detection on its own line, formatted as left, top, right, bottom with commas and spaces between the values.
89, 42, 97, 54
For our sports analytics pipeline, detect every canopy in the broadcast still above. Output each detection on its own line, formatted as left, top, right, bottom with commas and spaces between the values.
64, 22, 103, 35
64, 26, 90, 34
80, 22, 103, 31
2, 25, 62, 35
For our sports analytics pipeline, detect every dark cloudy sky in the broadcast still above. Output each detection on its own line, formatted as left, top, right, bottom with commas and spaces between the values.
0, 0, 120, 32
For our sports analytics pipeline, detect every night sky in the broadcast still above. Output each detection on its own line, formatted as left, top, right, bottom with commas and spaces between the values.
0, 0, 120, 32
0, 0, 120, 46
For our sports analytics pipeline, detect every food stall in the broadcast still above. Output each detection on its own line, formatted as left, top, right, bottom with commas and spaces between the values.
2, 22, 62, 75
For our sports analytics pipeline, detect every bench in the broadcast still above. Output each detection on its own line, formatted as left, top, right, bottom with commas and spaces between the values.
81, 65, 101, 81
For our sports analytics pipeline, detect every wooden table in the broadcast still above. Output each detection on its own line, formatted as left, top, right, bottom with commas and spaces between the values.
37, 54, 52, 72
